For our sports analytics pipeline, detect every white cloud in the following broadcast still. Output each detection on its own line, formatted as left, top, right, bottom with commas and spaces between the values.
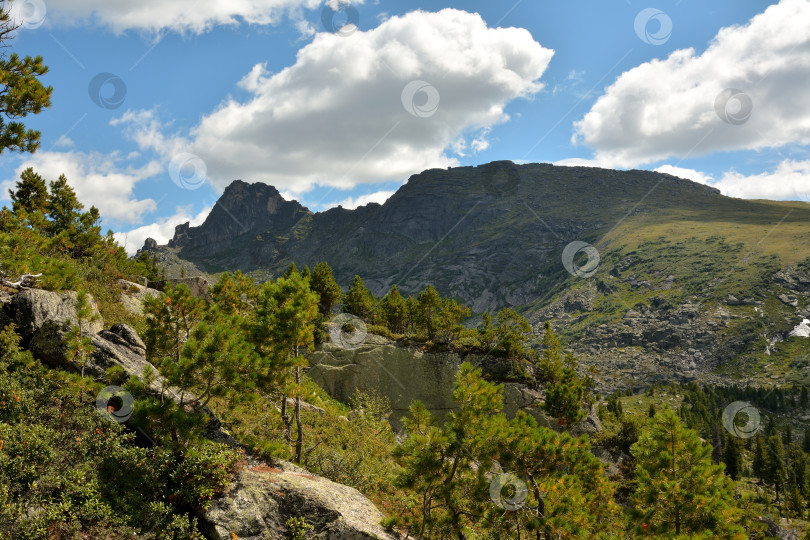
3, 151, 160, 224
333, 189, 395, 209
573, 0, 810, 168
114, 206, 212, 255
54, 135, 75, 148
654, 165, 714, 185
111, 109, 179, 158
552, 157, 613, 168
712, 159, 810, 200
43, 0, 345, 34
146, 9, 552, 193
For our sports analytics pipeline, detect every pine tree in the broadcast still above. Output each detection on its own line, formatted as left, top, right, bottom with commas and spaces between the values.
0, 8, 53, 154
494, 308, 532, 359
393, 363, 501, 538
764, 435, 788, 502
786, 443, 808, 497
784, 423, 794, 446
434, 297, 470, 345
211, 271, 257, 316
752, 435, 767, 484
46, 175, 82, 235
630, 408, 744, 538
803, 428, 810, 453
143, 284, 264, 443
478, 310, 496, 351
342, 275, 375, 321
544, 374, 586, 426
176, 306, 261, 411
722, 432, 742, 480
712, 423, 723, 464
393, 363, 620, 539
65, 290, 97, 379
496, 409, 620, 537
801, 386, 808, 408
648, 403, 656, 418
310, 262, 342, 316
785, 485, 804, 519
378, 285, 407, 334
283, 262, 299, 277
416, 285, 441, 340
9, 167, 48, 228
144, 284, 204, 373
404, 295, 419, 334
765, 415, 777, 437
254, 272, 319, 463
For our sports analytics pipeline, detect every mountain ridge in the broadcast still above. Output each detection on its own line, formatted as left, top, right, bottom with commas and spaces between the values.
142, 160, 810, 393
146, 161, 726, 310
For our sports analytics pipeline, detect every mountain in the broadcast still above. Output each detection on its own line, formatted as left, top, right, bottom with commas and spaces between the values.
143, 161, 810, 393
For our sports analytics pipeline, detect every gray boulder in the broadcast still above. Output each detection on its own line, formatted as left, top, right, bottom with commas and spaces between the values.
2, 288, 170, 397
757, 517, 800, 540
29, 320, 162, 389
7, 289, 104, 339
115, 279, 162, 315
202, 458, 396, 540
0, 290, 12, 328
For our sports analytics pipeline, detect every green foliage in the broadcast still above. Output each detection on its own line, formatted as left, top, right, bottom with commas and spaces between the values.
722, 432, 743, 480
310, 261, 342, 316
253, 271, 320, 463
539, 322, 586, 425
342, 275, 375, 321
0, 333, 222, 539
415, 285, 442, 340
392, 362, 619, 539
211, 270, 257, 316
169, 443, 240, 511
763, 435, 788, 501
286, 516, 313, 540
630, 408, 745, 538
493, 307, 532, 358
392, 364, 501, 538
0, 9, 52, 154
378, 285, 407, 334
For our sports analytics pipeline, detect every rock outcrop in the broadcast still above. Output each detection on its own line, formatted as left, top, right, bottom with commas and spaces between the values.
307, 335, 589, 434
7, 289, 104, 338
147, 276, 211, 301
115, 279, 162, 315
202, 458, 396, 540
1, 289, 166, 394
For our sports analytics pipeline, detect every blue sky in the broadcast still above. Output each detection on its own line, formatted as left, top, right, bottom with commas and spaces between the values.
1, 0, 808, 253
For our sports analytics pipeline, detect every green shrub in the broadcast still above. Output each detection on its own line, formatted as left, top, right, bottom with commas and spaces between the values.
171, 443, 241, 511
286, 516, 313, 540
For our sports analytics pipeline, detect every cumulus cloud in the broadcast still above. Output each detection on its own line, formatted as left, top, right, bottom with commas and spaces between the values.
573, 0, 810, 168
712, 160, 810, 200
650, 160, 810, 200
333, 189, 396, 209
114, 206, 212, 255
552, 157, 613, 168
42, 0, 341, 34
654, 165, 714, 185
2, 151, 160, 224
127, 9, 551, 193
